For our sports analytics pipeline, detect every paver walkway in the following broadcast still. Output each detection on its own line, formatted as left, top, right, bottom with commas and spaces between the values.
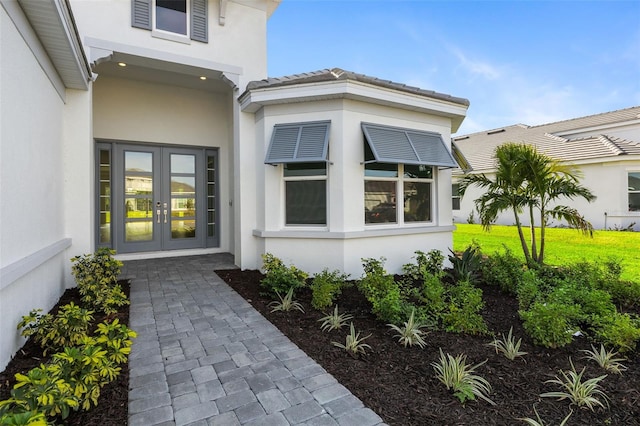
122, 254, 386, 426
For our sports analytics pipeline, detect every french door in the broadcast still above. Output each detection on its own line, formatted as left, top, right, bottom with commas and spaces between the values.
97, 142, 218, 253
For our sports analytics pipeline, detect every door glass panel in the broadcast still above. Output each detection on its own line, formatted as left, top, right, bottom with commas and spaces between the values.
125, 151, 153, 172
171, 154, 195, 173
171, 219, 196, 238
125, 198, 153, 218
207, 154, 216, 238
98, 149, 111, 244
125, 221, 154, 241
170, 154, 196, 239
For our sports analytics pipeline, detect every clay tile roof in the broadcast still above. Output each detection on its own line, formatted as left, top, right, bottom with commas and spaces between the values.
245, 67, 470, 107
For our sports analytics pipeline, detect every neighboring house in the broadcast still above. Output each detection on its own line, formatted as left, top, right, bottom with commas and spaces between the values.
452, 107, 640, 231
0, 0, 468, 369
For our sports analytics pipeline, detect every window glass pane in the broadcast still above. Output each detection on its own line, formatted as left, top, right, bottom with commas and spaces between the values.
171, 176, 195, 195
156, 0, 187, 35
630, 193, 640, 212
284, 162, 327, 177
125, 221, 153, 241
365, 162, 398, 178
286, 180, 326, 225
365, 181, 396, 223
171, 219, 196, 239
171, 154, 195, 174
404, 182, 431, 222
125, 151, 152, 173
452, 197, 461, 211
629, 172, 640, 191
452, 184, 461, 210
404, 164, 433, 179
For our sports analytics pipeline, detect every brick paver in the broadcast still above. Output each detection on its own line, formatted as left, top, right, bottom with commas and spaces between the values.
123, 254, 386, 425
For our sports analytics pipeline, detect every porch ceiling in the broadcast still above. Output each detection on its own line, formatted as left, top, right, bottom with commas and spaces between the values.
93, 54, 234, 94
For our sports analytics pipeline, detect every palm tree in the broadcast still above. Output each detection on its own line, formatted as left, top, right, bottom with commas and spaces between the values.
516, 145, 596, 264
459, 143, 596, 265
459, 143, 533, 265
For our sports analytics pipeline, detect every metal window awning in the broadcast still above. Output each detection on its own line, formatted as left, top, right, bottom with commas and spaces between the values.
265, 121, 330, 164
361, 122, 458, 168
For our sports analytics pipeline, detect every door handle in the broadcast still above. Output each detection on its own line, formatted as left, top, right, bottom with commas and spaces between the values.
163, 209, 168, 223
156, 209, 161, 224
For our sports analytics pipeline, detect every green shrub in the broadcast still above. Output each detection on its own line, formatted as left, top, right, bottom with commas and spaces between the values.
592, 313, 640, 352
0, 364, 79, 420
310, 269, 350, 310
420, 272, 447, 321
358, 258, 406, 324
520, 302, 581, 348
481, 247, 526, 294
0, 410, 48, 426
18, 303, 94, 356
515, 270, 542, 310
442, 280, 488, 335
71, 248, 128, 315
403, 250, 444, 281
260, 253, 308, 297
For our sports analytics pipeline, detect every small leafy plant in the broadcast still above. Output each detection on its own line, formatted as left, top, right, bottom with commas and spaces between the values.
486, 327, 527, 360
387, 308, 429, 348
581, 344, 627, 374
318, 305, 353, 332
260, 253, 308, 298
18, 303, 94, 355
432, 349, 495, 405
268, 288, 305, 313
540, 359, 609, 410
447, 245, 482, 284
310, 269, 350, 310
71, 248, 128, 315
518, 407, 572, 426
402, 250, 444, 281
520, 302, 581, 348
358, 258, 405, 324
332, 322, 371, 357
0, 410, 48, 426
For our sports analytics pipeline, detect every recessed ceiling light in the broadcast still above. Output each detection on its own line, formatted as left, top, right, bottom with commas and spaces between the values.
117, 62, 127, 67
199, 76, 207, 80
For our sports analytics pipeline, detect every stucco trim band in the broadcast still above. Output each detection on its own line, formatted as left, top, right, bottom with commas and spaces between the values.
0, 238, 72, 290
252, 225, 455, 239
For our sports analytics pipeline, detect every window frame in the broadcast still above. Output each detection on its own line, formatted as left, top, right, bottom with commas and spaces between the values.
452, 183, 461, 211
364, 163, 434, 226
282, 162, 329, 227
153, 0, 190, 40
629, 171, 640, 212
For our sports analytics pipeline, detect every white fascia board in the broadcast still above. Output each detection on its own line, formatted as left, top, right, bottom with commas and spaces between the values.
241, 79, 468, 127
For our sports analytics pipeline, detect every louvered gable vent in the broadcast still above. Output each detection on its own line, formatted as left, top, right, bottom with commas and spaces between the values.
265, 121, 331, 164
362, 123, 458, 168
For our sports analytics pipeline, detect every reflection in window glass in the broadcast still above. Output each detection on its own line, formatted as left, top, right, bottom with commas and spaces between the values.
365, 181, 397, 223
404, 182, 431, 222
156, 0, 187, 35
452, 184, 461, 210
99, 149, 111, 244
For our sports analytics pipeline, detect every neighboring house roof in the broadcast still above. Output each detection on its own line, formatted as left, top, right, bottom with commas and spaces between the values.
245, 68, 470, 107
453, 106, 640, 173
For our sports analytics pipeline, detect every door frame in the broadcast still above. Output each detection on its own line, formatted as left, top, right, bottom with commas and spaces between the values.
95, 140, 220, 253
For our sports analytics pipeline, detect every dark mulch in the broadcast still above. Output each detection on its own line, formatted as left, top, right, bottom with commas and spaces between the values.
0, 281, 130, 426
216, 269, 640, 426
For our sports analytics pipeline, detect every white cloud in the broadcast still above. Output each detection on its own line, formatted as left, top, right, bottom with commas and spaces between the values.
449, 46, 501, 80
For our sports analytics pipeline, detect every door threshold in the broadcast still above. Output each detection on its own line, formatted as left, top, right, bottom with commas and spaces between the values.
115, 248, 229, 261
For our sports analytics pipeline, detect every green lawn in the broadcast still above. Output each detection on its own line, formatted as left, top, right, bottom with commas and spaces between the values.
453, 224, 640, 283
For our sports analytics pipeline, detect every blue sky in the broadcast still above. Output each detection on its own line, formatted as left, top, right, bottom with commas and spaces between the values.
267, 0, 640, 135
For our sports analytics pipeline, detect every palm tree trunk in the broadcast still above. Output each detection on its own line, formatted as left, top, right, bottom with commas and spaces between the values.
528, 204, 538, 263
538, 210, 546, 264
513, 209, 532, 265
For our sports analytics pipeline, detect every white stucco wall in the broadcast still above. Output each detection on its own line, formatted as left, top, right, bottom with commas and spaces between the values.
249, 98, 458, 276
70, 0, 268, 82
0, 8, 72, 369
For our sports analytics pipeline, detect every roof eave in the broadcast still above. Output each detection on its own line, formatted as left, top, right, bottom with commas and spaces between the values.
17, 0, 91, 91
240, 79, 468, 130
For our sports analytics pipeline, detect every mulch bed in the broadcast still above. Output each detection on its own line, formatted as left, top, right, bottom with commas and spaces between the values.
216, 269, 640, 426
0, 281, 130, 426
